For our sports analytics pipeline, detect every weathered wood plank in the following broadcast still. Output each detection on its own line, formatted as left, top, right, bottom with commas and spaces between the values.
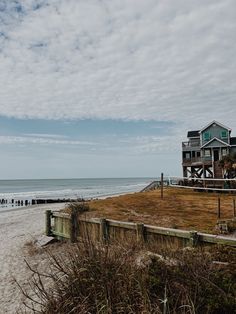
145, 225, 190, 238
52, 212, 70, 219
53, 231, 71, 239
198, 233, 236, 247
79, 218, 101, 224
45, 210, 52, 236
108, 220, 136, 230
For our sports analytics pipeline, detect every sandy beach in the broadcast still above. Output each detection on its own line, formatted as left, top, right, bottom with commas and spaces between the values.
0, 203, 66, 314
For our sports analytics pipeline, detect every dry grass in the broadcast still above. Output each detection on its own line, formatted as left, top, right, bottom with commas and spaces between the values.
24, 240, 43, 257
19, 239, 236, 314
82, 187, 236, 233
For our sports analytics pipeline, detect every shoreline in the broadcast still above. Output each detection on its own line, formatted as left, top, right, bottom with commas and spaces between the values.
0, 190, 138, 214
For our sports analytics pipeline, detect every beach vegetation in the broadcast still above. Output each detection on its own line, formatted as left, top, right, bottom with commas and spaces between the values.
65, 202, 90, 214
82, 187, 236, 233
19, 239, 236, 314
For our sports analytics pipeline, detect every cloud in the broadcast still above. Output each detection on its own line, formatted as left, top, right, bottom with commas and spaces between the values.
0, 125, 181, 155
0, 135, 96, 146
0, 0, 236, 133
23, 133, 68, 139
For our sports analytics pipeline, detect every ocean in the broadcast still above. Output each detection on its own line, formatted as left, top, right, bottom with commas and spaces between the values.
0, 177, 154, 210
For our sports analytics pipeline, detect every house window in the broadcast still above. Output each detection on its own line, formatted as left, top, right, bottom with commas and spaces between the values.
204, 149, 211, 157
221, 131, 227, 139
185, 153, 191, 160
204, 132, 211, 141
197, 151, 201, 157
222, 148, 227, 156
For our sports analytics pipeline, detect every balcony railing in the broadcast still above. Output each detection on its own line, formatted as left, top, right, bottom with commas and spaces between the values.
183, 157, 202, 163
183, 156, 212, 163
203, 156, 212, 162
182, 141, 200, 148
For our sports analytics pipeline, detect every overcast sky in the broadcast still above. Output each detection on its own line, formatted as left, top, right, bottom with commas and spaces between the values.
0, 0, 236, 179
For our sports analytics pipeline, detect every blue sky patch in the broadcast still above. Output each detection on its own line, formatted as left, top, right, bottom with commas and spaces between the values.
0, 116, 173, 139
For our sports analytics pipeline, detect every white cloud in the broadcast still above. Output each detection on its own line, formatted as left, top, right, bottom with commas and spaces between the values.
0, 130, 182, 155
0, 135, 96, 146
0, 0, 236, 133
23, 133, 68, 139
115, 130, 183, 154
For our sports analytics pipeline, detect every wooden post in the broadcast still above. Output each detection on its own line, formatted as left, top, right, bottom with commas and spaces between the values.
70, 210, 78, 243
161, 172, 164, 199
217, 197, 221, 219
189, 231, 198, 247
45, 210, 52, 236
233, 199, 236, 218
100, 219, 108, 243
136, 223, 145, 243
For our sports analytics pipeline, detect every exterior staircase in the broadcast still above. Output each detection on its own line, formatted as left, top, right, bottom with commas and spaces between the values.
141, 181, 160, 192
214, 161, 223, 178
141, 179, 169, 192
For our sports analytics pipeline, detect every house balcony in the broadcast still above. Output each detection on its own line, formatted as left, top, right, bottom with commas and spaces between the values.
182, 156, 212, 166
182, 141, 200, 151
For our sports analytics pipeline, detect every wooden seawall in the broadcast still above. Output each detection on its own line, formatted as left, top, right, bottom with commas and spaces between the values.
45, 210, 236, 248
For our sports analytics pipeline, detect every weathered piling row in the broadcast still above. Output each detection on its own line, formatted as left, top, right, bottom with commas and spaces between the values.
0, 197, 84, 207
0, 198, 30, 206
0, 198, 13, 204
31, 198, 84, 204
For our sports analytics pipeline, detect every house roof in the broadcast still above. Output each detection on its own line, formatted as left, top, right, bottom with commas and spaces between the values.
199, 120, 231, 133
201, 137, 230, 148
230, 137, 236, 146
187, 130, 200, 138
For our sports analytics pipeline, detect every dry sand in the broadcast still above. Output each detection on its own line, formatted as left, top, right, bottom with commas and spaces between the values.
0, 203, 66, 314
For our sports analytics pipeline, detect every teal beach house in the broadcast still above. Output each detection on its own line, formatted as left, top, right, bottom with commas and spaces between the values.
182, 121, 236, 179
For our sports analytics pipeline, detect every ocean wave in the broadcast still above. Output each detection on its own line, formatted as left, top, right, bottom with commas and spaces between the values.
0, 178, 153, 211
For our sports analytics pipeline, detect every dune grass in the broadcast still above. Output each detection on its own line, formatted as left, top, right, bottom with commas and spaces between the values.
20, 239, 236, 314
83, 187, 236, 233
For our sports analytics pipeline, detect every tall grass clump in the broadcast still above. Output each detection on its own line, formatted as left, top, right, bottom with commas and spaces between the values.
65, 202, 90, 214
20, 240, 236, 314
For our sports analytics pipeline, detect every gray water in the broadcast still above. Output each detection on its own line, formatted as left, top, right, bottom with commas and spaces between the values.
0, 177, 154, 210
